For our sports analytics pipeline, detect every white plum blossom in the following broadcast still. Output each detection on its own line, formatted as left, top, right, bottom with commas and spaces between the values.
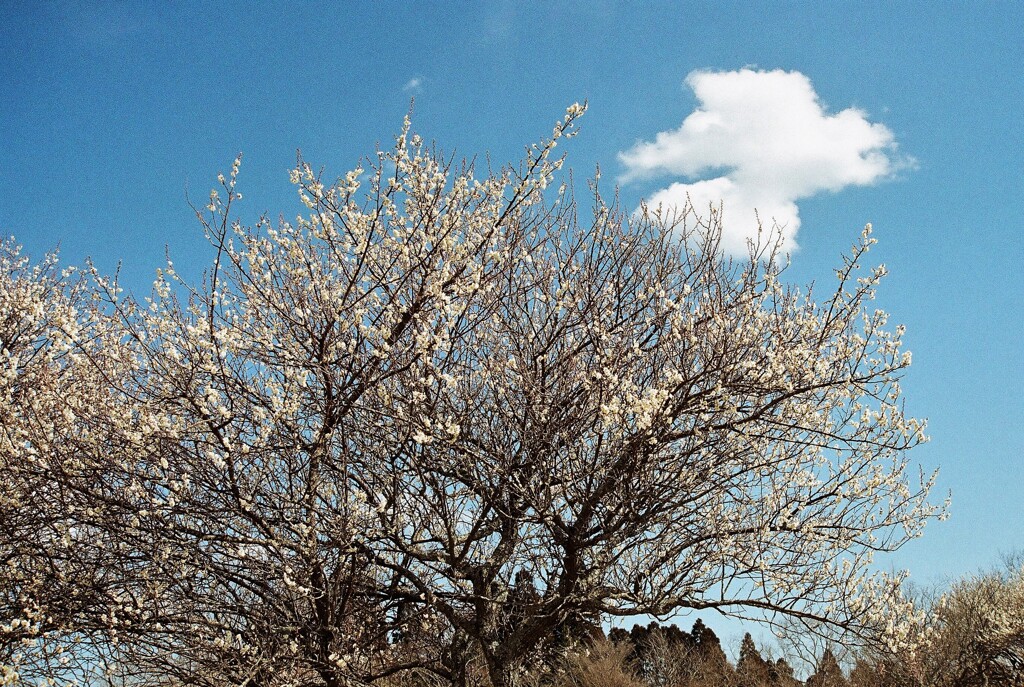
0, 104, 941, 687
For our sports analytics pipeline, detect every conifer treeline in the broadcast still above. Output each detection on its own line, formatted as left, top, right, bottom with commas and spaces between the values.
604, 620, 860, 687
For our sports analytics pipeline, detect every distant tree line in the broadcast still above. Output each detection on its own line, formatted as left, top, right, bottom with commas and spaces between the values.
601, 619, 846, 687
590, 555, 1024, 687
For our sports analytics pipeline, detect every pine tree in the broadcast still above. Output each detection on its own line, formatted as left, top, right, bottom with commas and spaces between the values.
771, 657, 801, 687
690, 619, 734, 685
806, 648, 848, 687
736, 633, 773, 686
848, 658, 884, 687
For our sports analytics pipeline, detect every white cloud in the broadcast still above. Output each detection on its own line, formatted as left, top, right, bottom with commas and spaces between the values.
619, 69, 911, 255
403, 77, 422, 93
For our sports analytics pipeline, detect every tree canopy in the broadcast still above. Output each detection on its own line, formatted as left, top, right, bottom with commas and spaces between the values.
1, 107, 939, 687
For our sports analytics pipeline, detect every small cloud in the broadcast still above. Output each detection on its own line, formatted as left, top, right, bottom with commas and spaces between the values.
403, 77, 422, 93
619, 69, 913, 255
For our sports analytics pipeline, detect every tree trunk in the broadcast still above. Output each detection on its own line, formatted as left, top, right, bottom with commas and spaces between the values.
485, 655, 517, 687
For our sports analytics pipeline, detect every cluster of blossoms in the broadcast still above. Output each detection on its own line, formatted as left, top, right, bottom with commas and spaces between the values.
852, 559, 1024, 686
0, 105, 942, 687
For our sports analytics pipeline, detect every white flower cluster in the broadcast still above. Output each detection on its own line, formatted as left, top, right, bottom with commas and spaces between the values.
0, 108, 942, 684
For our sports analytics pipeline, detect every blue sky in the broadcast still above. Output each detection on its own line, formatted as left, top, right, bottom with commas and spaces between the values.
2, 0, 1022, 640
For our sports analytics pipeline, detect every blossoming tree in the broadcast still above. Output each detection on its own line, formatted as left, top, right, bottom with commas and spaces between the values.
1, 107, 940, 687
859, 556, 1024, 686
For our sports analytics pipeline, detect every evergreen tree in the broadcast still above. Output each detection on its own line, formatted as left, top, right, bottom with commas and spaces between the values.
848, 658, 885, 687
619, 622, 692, 685
806, 648, 848, 687
770, 657, 801, 687
736, 633, 772, 686
607, 626, 631, 646
690, 619, 734, 685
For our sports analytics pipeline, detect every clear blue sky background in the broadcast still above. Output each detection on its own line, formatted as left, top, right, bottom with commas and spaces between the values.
2, 0, 1022, 650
